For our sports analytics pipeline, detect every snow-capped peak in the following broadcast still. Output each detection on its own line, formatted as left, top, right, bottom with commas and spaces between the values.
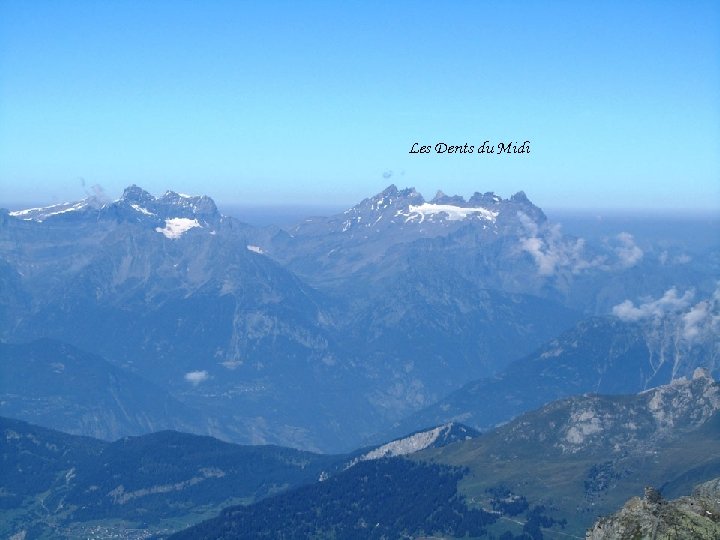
116, 185, 221, 237
328, 185, 543, 234
8, 185, 222, 238
119, 186, 219, 219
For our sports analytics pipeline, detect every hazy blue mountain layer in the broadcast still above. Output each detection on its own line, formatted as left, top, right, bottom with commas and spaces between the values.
2, 185, 716, 452
385, 310, 719, 440
0, 339, 206, 440
1, 186, 589, 451
247, 185, 719, 314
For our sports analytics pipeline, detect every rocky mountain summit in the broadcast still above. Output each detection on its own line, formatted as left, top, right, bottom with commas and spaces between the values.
421, 371, 720, 536
343, 422, 477, 470
107, 185, 223, 235
289, 184, 545, 237
8, 185, 222, 233
260, 184, 551, 287
587, 477, 720, 539
495, 368, 719, 456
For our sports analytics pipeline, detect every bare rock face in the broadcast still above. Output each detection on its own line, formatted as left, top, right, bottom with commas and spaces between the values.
587, 477, 720, 539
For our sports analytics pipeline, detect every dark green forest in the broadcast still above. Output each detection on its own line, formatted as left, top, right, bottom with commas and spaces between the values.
169, 457, 566, 540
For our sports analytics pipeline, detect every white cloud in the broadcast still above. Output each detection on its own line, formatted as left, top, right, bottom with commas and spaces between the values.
184, 370, 209, 385
657, 250, 692, 266
517, 213, 600, 276
682, 301, 711, 341
612, 284, 720, 344
681, 286, 720, 343
517, 211, 539, 237
612, 287, 695, 322
520, 236, 557, 276
613, 232, 643, 268
611, 284, 720, 380
517, 222, 655, 278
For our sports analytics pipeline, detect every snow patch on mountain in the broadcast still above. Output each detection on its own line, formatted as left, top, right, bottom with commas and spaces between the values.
156, 218, 201, 239
119, 185, 221, 227
131, 204, 155, 216
318, 185, 544, 236
400, 203, 498, 224
9, 200, 90, 221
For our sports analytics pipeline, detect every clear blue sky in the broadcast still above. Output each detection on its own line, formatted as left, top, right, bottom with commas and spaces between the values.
1, 1, 718, 210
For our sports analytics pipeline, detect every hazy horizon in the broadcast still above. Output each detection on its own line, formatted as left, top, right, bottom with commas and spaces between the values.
1, 1, 718, 210
5, 190, 720, 252
5, 186, 720, 222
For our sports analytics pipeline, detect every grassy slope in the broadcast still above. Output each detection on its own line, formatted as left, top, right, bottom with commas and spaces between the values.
417, 413, 720, 537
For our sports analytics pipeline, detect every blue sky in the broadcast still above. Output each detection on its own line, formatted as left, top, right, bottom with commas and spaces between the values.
1, 1, 718, 210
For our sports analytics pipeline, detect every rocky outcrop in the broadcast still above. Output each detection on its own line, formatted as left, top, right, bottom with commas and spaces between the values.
587, 477, 720, 539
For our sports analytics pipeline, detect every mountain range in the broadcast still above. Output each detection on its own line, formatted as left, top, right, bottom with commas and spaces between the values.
0, 415, 476, 539
1, 185, 600, 451
169, 371, 720, 539
3, 336, 718, 537
383, 307, 719, 441
2, 184, 719, 538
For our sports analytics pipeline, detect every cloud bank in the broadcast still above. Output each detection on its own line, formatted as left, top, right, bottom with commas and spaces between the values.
517, 213, 593, 275
518, 214, 644, 276
612, 284, 720, 345
611, 284, 720, 379
612, 288, 695, 322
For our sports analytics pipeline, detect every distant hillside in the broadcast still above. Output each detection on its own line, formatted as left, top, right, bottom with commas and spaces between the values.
0, 417, 338, 539
423, 369, 720, 536
0, 339, 206, 440
170, 458, 499, 540
386, 312, 719, 441
1, 415, 478, 539
170, 372, 720, 539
